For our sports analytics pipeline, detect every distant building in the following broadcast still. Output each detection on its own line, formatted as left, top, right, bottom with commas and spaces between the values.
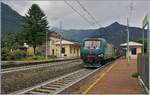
120, 41, 143, 59
24, 31, 80, 58
54, 40, 80, 57
25, 31, 62, 56
48, 32, 62, 56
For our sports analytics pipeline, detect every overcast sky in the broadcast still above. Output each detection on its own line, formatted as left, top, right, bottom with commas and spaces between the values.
2, 0, 150, 29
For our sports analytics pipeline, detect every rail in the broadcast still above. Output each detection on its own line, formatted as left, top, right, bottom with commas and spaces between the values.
11, 61, 112, 94
1, 57, 80, 69
1, 59, 81, 74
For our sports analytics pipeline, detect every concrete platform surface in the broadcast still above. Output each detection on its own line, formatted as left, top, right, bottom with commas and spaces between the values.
82, 59, 145, 94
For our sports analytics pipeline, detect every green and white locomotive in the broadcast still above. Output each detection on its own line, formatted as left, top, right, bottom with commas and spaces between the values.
80, 37, 115, 68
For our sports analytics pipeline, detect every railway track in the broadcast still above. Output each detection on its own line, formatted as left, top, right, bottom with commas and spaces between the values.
1, 58, 80, 69
1, 59, 81, 74
11, 67, 102, 95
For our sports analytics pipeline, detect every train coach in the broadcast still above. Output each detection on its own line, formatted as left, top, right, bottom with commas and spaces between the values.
80, 37, 115, 68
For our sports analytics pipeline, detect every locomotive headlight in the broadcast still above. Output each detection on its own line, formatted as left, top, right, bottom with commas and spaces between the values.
98, 54, 103, 57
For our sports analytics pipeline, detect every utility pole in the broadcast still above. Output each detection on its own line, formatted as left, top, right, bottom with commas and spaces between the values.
148, 22, 149, 54
127, 17, 130, 62
45, 31, 48, 59
142, 14, 149, 54
126, 2, 133, 63
142, 29, 145, 55
60, 21, 62, 58
146, 23, 149, 55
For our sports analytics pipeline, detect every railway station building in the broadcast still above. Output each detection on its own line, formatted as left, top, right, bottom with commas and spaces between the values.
120, 41, 143, 59
48, 32, 80, 58
54, 40, 80, 57
25, 32, 62, 56
25, 31, 80, 58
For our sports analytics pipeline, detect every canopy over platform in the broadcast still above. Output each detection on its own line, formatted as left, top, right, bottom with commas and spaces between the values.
120, 41, 143, 47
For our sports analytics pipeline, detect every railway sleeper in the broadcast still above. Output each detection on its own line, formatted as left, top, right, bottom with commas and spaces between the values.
25, 91, 48, 94
59, 79, 73, 82
32, 88, 51, 93
41, 86, 57, 91
57, 79, 73, 83
56, 80, 67, 84
60, 78, 72, 81
51, 82, 65, 86
46, 84, 62, 88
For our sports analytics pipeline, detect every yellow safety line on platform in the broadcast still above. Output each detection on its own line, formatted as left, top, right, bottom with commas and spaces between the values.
82, 61, 118, 94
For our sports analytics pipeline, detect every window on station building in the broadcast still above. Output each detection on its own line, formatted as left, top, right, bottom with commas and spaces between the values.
51, 40, 54, 45
131, 48, 136, 55
70, 47, 72, 54
77, 49, 79, 56
74, 48, 75, 53
52, 49, 54, 55
61, 47, 65, 53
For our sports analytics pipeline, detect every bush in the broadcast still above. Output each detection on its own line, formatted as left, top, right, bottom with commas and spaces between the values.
1, 48, 12, 60
32, 56, 38, 60
2, 48, 27, 60
13, 49, 27, 59
132, 72, 139, 78
48, 55, 57, 59
32, 56, 45, 60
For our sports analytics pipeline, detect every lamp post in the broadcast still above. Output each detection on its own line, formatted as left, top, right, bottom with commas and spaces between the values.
142, 14, 149, 54
127, 17, 130, 62
45, 31, 48, 59
24, 43, 29, 56
148, 23, 149, 54
59, 21, 62, 58
142, 29, 145, 55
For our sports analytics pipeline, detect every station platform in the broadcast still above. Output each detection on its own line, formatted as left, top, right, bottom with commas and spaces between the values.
81, 58, 146, 94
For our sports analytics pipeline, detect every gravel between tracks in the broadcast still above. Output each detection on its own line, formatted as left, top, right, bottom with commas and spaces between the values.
1, 59, 83, 94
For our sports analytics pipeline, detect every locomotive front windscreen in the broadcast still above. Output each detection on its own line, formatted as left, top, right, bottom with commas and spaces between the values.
84, 40, 100, 49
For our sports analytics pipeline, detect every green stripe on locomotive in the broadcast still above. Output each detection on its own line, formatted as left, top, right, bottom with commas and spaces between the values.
80, 37, 114, 68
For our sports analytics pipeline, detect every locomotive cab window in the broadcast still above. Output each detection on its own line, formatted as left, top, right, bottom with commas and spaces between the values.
84, 40, 100, 49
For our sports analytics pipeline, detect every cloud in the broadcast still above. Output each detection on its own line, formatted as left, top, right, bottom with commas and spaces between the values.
2, 0, 149, 29
50, 16, 59, 21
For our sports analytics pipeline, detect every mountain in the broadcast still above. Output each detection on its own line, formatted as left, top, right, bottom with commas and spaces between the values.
1, 2, 22, 36
53, 22, 147, 47
1, 3, 147, 47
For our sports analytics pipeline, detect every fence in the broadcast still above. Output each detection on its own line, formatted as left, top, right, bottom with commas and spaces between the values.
137, 53, 149, 90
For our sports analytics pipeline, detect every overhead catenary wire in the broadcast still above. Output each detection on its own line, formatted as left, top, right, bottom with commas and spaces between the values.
64, 0, 114, 41
64, 0, 93, 26
128, 1, 134, 24
75, 0, 109, 37
75, 0, 101, 27
126, 1, 134, 63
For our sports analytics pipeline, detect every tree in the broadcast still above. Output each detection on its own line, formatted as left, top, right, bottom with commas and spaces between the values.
136, 38, 147, 53
1, 32, 19, 51
1, 32, 22, 60
21, 4, 49, 55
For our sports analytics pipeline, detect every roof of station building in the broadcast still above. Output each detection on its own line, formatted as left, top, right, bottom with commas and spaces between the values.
120, 41, 143, 47
54, 40, 80, 46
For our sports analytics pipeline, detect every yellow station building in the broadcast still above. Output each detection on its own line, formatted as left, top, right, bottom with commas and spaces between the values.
25, 31, 80, 58
120, 41, 143, 59
54, 40, 80, 57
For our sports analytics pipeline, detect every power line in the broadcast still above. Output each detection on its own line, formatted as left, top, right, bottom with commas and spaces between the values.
64, 0, 109, 38
128, 1, 134, 23
75, 0, 100, 27
64, 0, 93, 26
75, 0, 109, 34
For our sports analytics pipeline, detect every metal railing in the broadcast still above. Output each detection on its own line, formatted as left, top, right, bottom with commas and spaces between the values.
137, 53, 149, 90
